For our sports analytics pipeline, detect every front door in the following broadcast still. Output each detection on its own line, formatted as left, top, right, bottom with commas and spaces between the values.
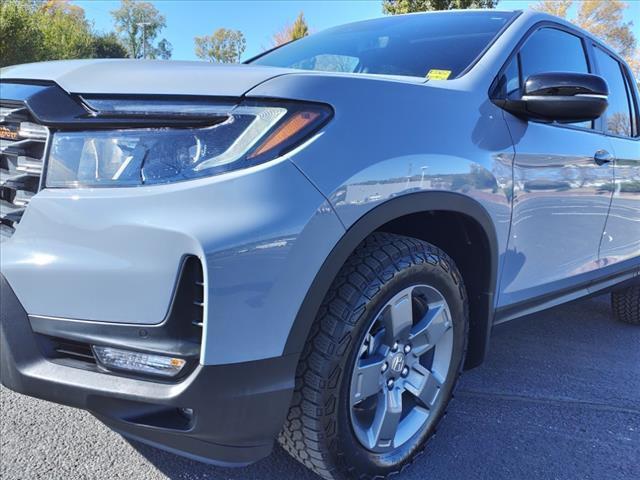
497, 26, 615, 308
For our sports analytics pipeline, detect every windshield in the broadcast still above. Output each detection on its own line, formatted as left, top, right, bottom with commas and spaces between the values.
250, 11, 516, 79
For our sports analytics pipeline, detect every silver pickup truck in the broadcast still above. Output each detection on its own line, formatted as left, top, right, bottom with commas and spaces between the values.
1, 9, 638, 480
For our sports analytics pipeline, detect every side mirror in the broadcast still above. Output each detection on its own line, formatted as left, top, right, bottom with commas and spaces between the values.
496, 72, 609, 123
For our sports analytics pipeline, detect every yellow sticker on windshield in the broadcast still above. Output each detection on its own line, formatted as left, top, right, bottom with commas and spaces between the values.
426, 69, 452, 80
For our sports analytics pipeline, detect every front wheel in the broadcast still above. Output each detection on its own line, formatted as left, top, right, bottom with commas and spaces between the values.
279, 233, 468, 480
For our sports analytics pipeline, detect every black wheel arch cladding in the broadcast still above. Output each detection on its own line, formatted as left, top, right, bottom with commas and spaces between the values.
284, 191, 499, 370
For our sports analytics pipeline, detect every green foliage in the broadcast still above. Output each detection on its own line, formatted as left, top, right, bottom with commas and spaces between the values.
291, 12, 310, 41
111, 0, 171, 59
154, 38, 172, 60
91, 32, 128, 59
621, 181, 640, 193
272, 11, 310, 46
599, 180, 640, 193
0, 0, 131, 67
195, 28, 246, 63
0, 0, 44, 67
38, 4, 94, 60
383, 0, 499, 14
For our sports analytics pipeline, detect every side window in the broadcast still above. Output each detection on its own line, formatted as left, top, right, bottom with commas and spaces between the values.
496, 27, 593, 129
497, 56, 520, 99
624, 72, 639, 137
520, 28, 589, 80
594, 46, 633, 137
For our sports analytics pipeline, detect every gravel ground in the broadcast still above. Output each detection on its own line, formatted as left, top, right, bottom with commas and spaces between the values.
1, 294, 639, 480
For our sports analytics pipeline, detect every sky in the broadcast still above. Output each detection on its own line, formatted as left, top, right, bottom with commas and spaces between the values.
74, 0, 640, 61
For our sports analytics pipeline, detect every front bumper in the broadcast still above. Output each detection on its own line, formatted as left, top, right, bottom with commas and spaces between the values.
0, 274, 297, 465
1, 159, 345, 365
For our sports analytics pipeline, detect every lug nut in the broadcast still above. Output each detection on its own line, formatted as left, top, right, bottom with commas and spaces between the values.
401, 366, 410, 377
387, 378, 395, 389
381, 362, 388, 373
404, 344, 412, 354
392, 342, 399, 352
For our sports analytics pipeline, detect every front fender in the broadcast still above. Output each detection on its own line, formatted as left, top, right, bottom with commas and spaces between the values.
284, 191, 500, 370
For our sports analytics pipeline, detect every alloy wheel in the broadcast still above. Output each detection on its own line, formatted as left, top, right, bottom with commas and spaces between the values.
349, 284, 455, 452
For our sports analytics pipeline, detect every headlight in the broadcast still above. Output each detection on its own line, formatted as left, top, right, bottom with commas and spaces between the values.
45, 100, 331, 188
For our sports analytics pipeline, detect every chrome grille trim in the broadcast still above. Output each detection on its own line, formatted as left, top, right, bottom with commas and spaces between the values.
0, 103, 49, 241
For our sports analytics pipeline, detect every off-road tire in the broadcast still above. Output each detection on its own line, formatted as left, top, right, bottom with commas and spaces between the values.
278, 232, 469, 480
611, 285, 640, 325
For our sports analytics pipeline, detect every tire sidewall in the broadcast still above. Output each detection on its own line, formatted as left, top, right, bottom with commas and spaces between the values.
332, 255, 468, 477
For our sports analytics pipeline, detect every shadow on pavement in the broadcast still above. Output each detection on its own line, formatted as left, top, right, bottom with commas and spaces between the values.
128, 439, 318, 480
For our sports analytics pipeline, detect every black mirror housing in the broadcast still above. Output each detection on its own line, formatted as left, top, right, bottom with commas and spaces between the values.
495, 72, 609, 123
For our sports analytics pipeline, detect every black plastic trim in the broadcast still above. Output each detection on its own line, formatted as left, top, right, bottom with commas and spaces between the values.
0, 81, 233, 129
283, 191, 500, 371
495, 257, 640, 324
0, 273, 296, 466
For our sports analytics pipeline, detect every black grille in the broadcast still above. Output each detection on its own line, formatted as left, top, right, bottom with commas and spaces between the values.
191, 259, 205, 328
0, 104, 48, 241
53, 339, 97, 364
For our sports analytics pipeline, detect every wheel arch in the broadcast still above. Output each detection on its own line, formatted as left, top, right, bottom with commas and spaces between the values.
284, 191, 500, 370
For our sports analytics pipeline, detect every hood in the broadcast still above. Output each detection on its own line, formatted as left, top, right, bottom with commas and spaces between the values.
0, 59, 297, 97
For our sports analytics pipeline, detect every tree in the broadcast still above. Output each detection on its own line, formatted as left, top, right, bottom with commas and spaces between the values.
383, 0, 498, 14
111, 0, 172, 59
532, 0, 571, 17
0, 0, 130, 67
272, 11, 309, 47
1, 0, 95, 66
40, 0, 85, 18
38, 1, 95, 60
195, 28, 246, 63
0, 0, 44, 67
155, 38, 172, 60
533, 0, 639, 78
92, 32, 128, 59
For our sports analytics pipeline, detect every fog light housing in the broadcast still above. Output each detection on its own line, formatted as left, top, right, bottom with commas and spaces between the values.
92, 346, 187, 378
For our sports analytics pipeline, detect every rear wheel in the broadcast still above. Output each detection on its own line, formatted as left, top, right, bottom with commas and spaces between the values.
279, 232, 468, 480
611, 285, 640, 325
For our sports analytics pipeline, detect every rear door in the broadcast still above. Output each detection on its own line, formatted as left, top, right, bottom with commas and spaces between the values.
591, 45, 640, 266
497, 26, 615, 308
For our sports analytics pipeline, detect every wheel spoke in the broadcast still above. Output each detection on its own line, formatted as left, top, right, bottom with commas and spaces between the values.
350, 283, 455, 453
350, 356, 385, 406
383, 290, 414, 344
368, 329, 386, 356
408, 301, 450, 356
404, 364, 442, 409
368, 388, 403, 449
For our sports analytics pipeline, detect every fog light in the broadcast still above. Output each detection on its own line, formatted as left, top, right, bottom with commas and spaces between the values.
92, 346, 186, 378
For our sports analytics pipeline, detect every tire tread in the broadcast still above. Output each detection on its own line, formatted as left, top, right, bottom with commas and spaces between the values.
612, 285, 640, 325
278, 232, 468, 480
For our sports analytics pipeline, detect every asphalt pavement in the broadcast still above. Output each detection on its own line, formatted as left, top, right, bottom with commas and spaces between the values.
1, 294, 639, 480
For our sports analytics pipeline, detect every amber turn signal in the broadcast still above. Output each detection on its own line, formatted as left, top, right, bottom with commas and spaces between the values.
249, 110, 322, 159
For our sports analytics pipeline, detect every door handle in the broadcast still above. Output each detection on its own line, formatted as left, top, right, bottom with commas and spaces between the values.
594, 150, 614, 166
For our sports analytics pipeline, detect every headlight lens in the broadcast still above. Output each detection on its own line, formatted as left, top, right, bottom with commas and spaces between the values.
46, 102, 331, 188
